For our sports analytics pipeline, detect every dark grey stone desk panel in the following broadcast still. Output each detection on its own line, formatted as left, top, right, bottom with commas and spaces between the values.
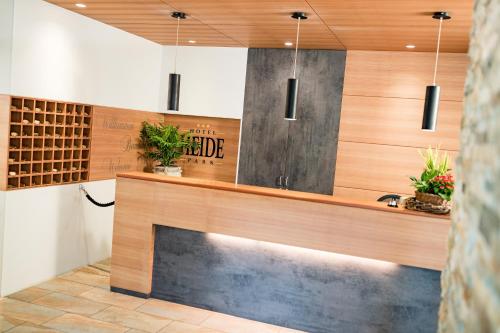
152, 226, 440, 333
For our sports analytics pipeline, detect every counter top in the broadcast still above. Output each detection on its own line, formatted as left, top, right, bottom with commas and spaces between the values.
117, 171, 450, 220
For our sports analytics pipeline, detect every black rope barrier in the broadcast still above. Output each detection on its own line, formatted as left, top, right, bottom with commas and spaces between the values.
80, 185, 115, 207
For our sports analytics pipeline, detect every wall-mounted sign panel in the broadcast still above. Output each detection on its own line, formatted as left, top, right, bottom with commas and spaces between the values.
89, 107, 240, 183
89, 106, 163, 180
164, 114, 240, 183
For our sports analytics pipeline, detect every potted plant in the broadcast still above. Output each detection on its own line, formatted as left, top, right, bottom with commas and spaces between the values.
139, 121, 197, 176
410, 147, 454, 205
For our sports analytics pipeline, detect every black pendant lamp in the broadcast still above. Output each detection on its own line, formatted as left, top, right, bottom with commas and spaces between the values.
422, 11, 451, 131
167, 11, 186, 111
285, 12, 307, 120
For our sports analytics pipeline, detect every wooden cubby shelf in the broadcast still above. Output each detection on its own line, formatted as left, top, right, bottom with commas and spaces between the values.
5, 96, 93, 190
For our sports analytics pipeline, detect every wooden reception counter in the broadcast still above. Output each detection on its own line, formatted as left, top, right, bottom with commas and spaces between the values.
110, 171, 450, 297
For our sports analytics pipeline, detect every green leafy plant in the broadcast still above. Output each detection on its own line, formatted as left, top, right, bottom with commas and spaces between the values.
410, 147, 454, 201
139, 121, 197, 167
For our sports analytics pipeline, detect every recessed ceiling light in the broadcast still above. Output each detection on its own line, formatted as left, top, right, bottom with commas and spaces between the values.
188, 40, 196, 44
75, 3, 86, 8
284, 42, 293, 47
406, 44, 416, 49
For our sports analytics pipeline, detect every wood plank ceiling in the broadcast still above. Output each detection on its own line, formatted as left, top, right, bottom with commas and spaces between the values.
45, 0, 473, 52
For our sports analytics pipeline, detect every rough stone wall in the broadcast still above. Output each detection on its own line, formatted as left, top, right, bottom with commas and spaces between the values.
438, 0, 500, 332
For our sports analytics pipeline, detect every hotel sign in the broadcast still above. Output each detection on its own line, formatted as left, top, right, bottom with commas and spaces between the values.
165, 114, 240, 183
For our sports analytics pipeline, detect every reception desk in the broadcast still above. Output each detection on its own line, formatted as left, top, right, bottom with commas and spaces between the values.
110, 171, 450, 297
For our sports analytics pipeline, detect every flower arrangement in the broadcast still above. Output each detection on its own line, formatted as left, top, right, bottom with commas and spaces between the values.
410, 147, 454, 203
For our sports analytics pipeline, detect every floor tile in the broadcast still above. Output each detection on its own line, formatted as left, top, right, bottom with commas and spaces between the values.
77, 266, 110, 277
7, 287, 53, 303
33, 292, 109, 316
44, 313, 128, 333
4, 260, 303, 333
60, 270, 110, 289
200, 313, 285, 333
159, 321, 222, 333
37, 278, 94, 296
79, 288, 146, 310
0, 298, 63, 325
0, 314, 24, 332
137, 299, 213, 325
91, 258, 111, 272
92, 306, 172, 333
7, 322, 62, 332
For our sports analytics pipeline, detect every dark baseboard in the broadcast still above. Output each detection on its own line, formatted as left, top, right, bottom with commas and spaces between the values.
110, 286, 150, 299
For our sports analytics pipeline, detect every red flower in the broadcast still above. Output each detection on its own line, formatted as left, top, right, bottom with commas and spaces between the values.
440, 186, 445, 189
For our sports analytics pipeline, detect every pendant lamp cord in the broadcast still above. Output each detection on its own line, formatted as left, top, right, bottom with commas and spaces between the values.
432, 17, 443, 85
174, 16, 180, 74
292, 17, 301, 79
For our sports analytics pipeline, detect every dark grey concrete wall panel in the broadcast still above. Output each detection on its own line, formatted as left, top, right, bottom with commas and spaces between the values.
237, 48, 292, 189
152, 226, 441, 333
238, 49, 346, 194
286, 50, 345, 194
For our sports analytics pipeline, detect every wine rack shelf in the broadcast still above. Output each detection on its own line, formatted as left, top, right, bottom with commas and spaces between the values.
5, 96, 92, 190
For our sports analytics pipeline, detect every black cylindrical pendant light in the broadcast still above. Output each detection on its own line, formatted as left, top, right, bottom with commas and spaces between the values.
422, 85, 440, 131
168, 73, 181, 111
167, 12, 186, 111
285, 78, 299, 120
285, 12, 307, 120
422, 11, 451, 131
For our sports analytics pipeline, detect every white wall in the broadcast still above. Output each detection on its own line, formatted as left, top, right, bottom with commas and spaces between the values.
10, 0, 163, 112
0, 191, 6, 290
0, 0, 14, 94
1, 180, 115, 295
0, 0, 164, 296
160, 46, 248, 119
1, 0, 250, 296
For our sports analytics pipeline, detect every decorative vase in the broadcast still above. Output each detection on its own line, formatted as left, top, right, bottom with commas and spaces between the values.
153, 166, 166, 175
415, 191, 445, 205
165, 166, 182, 177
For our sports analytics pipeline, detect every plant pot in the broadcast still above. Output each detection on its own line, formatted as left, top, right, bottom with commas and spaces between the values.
153, 166, 165, 175
415, 191, 444, 205
165, 166, 182, 177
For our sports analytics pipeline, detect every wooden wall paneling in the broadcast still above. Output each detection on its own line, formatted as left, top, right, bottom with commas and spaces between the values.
286, 50, 346, 194
339, 96, 463, 150
163, 114, 241, 183
343, 51, 468, 101
238, 49, 292, 189
89, 106, 164, 180
335, 141, 457, 195
0, 95, 11, 190
334, 50, 465, 201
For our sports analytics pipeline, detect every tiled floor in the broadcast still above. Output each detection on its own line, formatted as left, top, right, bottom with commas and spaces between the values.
0, 259, 304, 333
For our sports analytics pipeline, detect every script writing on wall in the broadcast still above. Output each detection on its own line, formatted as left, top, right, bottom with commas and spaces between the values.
89, 106, 163, 180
